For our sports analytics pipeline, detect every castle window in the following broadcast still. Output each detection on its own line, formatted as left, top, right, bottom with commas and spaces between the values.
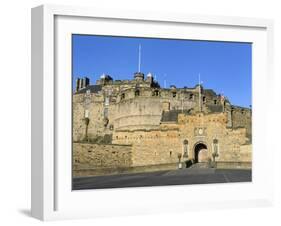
135, 90, 140, 96
170, 151, 172, 157
104, 108, 108, 118
202, 96, 206, 103
121, 93, 125, 100
84, 109, 89, 118
105, 97, 109, 106
189, 94, 194, 100
172, 92, 177, 98
183, 140, 189, 157
214, 99, 217, 105
154, 90, 159, 96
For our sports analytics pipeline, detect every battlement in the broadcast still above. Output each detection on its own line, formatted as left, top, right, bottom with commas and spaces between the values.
74, 74, 225, 107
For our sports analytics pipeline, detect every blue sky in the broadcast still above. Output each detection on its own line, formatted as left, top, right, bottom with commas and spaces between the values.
72, 35, 252, 108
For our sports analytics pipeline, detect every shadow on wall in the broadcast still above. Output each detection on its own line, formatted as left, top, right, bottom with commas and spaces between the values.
80, 134, 113, 144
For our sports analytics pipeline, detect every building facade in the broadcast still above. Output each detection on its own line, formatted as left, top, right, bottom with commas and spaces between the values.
73, 72, 252, 176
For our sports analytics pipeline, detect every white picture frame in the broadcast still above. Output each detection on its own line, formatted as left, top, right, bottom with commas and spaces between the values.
31, 4, 274, 221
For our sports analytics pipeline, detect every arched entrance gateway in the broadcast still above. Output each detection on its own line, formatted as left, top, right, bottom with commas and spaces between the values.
194, 142, 208, 163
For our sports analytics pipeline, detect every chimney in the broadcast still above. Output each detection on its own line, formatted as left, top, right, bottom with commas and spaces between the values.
78, 78, 83, 90
82, 78, 86, 88
76, 77, 90, 91
75, 78, 80, 92
84, 77, 90, 87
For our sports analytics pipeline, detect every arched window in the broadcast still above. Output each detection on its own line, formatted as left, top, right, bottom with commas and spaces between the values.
135, 90, 140, 96
121, 93, 125, 100
202, 96, 206, 103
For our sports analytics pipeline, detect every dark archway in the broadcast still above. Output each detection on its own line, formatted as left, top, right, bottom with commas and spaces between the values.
194, 143, 208, 163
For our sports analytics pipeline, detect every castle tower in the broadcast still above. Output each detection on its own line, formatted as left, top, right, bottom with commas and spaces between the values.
134, 72, 144, 81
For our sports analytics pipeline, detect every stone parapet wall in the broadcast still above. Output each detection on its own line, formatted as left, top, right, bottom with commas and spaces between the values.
113, 129, 183, 166
73, 143, 133, 171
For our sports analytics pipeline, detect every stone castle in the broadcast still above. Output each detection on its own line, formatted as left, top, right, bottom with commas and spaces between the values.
73, 72, 252, 176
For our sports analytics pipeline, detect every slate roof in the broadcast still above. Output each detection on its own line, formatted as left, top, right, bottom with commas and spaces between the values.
75, 85, 102, 94
203, 89, 216, 96
206, 104, 223, 113
161, 105, 224, 123
161, 109, 192, 122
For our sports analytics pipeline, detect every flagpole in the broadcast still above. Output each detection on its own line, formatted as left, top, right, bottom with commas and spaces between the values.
198, 73, 201, 112
138, 44, 141, 72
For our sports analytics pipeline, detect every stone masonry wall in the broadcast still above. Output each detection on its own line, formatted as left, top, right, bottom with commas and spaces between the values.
177, 112, 251, 163
113, 129, 182, 166
112, 112, 251, 168
73, 143, 132, 171
232, 108, 252, 138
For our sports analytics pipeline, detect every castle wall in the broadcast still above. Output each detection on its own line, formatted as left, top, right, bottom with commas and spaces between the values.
73, 94, 107, 141
114, 97, 163, 130
112, 112, 251, 168
177, 112, 251, 163
113, 129, 182, 166
72, 77, 252, 174
73, 143, 132, 176
73, 86, 203, 140
72, 95, 86, 141
231, 107, 252, 138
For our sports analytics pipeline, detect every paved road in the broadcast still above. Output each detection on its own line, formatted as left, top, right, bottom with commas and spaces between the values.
72, 168, 251, 190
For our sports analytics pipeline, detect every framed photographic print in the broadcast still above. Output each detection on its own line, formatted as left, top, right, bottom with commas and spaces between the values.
31, 4, 274, 221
